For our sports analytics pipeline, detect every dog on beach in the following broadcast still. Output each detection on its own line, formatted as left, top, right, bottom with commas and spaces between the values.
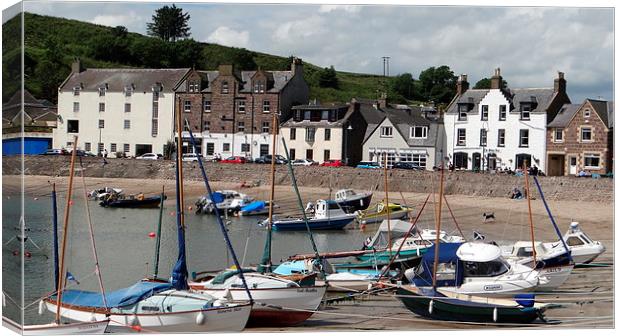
482, 212, 495, 222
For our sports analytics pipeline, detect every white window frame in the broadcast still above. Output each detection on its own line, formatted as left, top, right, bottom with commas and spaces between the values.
124, 120, 131, 129
204, 100, 211, 113
99, 102, 105, 113
123, 143, 130, 153
263, 100, 271, 113
262, 121, 270, 133
380, 126, 393, 138
457, 128, 466, 146
481, 105, 489, 120
580, 127, 593, 142
238, 100, 246, 113
73, 102, 79, 113
410, 126, 428, 139
498, 129, 505, 147
237, 121, 245, 133
124, 103, 131, 113
519, 129, 529, 147
98, 119, 105, 129
584, 153, 601, 169
583, 108, 591, 118
499, 105, 507, 121
480, 128, 487, 146
184, 100, 191, 112
554, 128, 564, 143
203, 120, 210, 131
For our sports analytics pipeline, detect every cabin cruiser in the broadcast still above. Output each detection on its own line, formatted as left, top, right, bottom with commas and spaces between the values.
356, 202, 410, 224
405, 242, 548, 297
88, 187, 123, 201
542, 222, 606, 265
195, 190, 254, 214
267, 200, 357, 231
418, 228, 466, 243
334, 189, 373, 213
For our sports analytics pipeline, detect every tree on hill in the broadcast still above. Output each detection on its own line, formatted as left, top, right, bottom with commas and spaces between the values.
473, 77, 508, 89
34, 37, 69, 103
146, 4, 191, 42
417, 65, 457, 104
317, 66, 339, 89
89, 26, 131, 64
390, 73, 416, 100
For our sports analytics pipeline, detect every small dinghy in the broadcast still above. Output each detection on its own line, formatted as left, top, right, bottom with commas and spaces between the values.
195, 190, 254, 214
238, 200, 278, 216
3, 316, 110, 335
334, 189, 373, 213
269, 200, 357, 231
99, 194, 165, 208
88, 187, 123, 201
356, 202, 410, 224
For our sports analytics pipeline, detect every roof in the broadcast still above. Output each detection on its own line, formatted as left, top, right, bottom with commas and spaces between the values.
282, 103, 352, 127
446, 87, 557, 115
2, 90, 58, 125
192, 69, 296, 93
456, 242, 501, 262
548, 103, 580, 127
51, 281, 173, 309
445, 89, 489, 114
588, 99, 613, 128
607, 101, 614, 128
60, 68, 190, 92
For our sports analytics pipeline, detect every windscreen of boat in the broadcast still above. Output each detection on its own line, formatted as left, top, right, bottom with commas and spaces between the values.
566, 236, 585, 246
463, 258, 509, 277
328, 202, 341, 210
579, 234, 593, 244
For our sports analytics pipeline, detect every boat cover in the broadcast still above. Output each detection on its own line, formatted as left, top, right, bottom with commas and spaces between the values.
52, 281, 173, 308
369, 219, 413, 248
240, 201, 266, 212
211, 268, 256, 284
412, 242, 464, 287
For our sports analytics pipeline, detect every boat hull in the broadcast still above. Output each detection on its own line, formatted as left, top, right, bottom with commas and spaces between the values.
337, 194, 373, 213
44, 300, 252, 332
272, 216, 355, 231
355, 246, 429, 263
395, 286, 542, 324
3, 317, 110, 335
357, 210, 409, 225
99, 196, 164, 209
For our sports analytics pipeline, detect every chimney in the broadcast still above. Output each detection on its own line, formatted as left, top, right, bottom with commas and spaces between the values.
291, 57, 304, 77
554, 71, 566, 93
378, 92, 387, 109
218, 64, 234, 76
71, 58, 84, 73
456, 74, 469, 95
490, 67, 503, 90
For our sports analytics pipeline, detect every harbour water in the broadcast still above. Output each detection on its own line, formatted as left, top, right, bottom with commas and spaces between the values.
2, 190, 367, 326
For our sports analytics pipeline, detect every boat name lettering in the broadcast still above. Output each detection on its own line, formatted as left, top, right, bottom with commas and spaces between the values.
141, 306, 160, 312
545, 267, 562, 273
297, 288, 318, 293
483, 284, 502, 291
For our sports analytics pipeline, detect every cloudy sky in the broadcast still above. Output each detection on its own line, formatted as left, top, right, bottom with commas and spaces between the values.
7, 1, 615, 101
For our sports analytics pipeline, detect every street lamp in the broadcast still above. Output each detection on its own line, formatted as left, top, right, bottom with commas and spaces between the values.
344, 123, 353, 165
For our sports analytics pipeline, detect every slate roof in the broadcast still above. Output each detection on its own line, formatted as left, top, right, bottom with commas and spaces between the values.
607, 101, 614, 128
547, 104, 580, 128
192, 70, 295, 93
588, 99, 613, 128
282, 103, 351, 128
2, 90, 58, 127
445, 89, 489, 114
382, 107, 440, 147
446, 87, 556, 115
60, 68, 190, 92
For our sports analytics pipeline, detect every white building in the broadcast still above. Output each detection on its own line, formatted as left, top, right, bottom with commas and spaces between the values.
444, 69, 570, 172
53, 60, 189, 157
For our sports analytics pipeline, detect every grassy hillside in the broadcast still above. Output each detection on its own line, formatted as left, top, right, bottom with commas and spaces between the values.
2, 12, 391, 105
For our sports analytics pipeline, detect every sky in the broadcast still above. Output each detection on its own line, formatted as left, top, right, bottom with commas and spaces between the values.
3, 1, 615, 102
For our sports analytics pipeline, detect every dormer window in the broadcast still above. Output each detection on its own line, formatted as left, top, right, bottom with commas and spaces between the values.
410, 126, 428, 139
520, 104, 531, 120
221, 81, 229, 94
481, 105, 488, 120
458, 105, 468, 121
583, 108, 591, 118
98, 85, 107, 97
124, 85, 134, 97
254, 81, 265, 93
73, 86, 81, 96
188, 81, 200, 93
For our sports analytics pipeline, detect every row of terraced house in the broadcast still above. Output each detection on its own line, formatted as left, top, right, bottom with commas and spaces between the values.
11, 59, 609, 176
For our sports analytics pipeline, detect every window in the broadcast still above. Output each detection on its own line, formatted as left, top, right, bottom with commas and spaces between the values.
260, 144, 269, 156
499, 105, 507, 120
554, 128, 563, 142
237, 121, 245, 132
322, 110, 329, 120
324, 149, 330, 162
454, 152, 468, 169
223, 143, 230, 152
184, 100, 191, 112
152, 102, 159, 118
380, 126, 393, 137
188, 81, 200, 93
458, 105, 468, 120
124, 86, 133, 97
73, 102, 79, 113
520, 105, 531, 120
110, 143, 117, 153
98, 87, 106, 97
124, 120, 131, 129
306, 127, 316, 142
325, 128, 331, 141
581, 127, 592, 142
262, 121, 270, 133
584, 154, 601, 169
241, 143, 250, 152
481, 105, 488, 120
304, 110, 311, 120
98, 119, 105, 129
73, 87, 80, 96
204, 100, 211, 112
480, 129, 487, 146
153, 91, 159, 101
289, 148, 296, 160
221, 81, 229, 94
123, 144, 130, 153
519, 129, 529, 147
98, 143, 104, 154
306, 149, 313, 160
263, 100, 270, 113
238, 100, 246, 113
85, 142, 91, 151
463, 259, 509, 277
67, 120, 79, 133
151, 119, 158, 137
398, 153, 427, 169
498, 129, 505, 147
410, 126, 428, 139
206, 143, 215, 156
203, 120, 210, 131
583, 108, 591, 118
99, 103, 105, 112
183, 123, 190, 132
290, 128, 296, 140
124, 103, 131, 113
457, 129, 466, 146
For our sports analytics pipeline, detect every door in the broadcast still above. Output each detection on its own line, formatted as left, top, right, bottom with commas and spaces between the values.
515, 154, 532, 170
569, 156, 578, 175
488, 154, 497, 171
135, 144, 153, 156
306, 149, 313, 160
454, 152, 468, 169
259, 144, 269, 156
472, 153, 482, 171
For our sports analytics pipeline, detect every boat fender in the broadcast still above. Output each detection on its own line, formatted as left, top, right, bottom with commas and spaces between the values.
493, 307, 498, 322
130, 315, 140, 327
90, 313, 98, 322
514, 294, 535, 308
428, 300, 433, 315
213, 299, 223, 307
196, 311, 206, 325
223, 288, 233, 301
38, 300, 45, 315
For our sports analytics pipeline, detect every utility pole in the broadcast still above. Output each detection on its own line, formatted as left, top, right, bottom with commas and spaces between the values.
382, 56, 391, 77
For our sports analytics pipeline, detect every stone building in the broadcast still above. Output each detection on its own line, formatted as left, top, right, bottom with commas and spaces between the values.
547, 98, 614, 176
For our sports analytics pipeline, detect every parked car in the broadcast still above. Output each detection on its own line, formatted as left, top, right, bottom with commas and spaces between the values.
254, 154, 287, 164
221, 156, 247, 164
41, 148, 69, 155
136, 153, 161, 160
182, 153, 200, 162
356, 161, 381, 169
321, 159, 343, 167
393, 161, 423, 170
292, 159, 317, 166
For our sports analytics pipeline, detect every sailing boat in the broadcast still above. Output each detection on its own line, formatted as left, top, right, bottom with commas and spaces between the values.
44, 116, 252, 332
391, 162, 549, 323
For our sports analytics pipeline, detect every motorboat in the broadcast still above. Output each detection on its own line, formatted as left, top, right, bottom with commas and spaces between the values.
88, 187, 122, 201
189, 269, 326, 327
99, 194, 165, 208
195, 190, 254, 214
541, 222, 606, 265
356, 202, 410, 225
404, 242, 548, 297
334, 189, 373, 213
268, 200, 357, 231
418, 228, 466, 243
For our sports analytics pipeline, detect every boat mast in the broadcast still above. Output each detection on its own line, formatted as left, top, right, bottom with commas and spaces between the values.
383, 153, 392, 257
170, 106, 189, 290
51, 183, 59, 290
55, 136, 78, 324
153, 185, 165, 278
260, 111, 278, 273
532, 176, 572, 259
523, 161, 537, 264
431, 161, 445, 289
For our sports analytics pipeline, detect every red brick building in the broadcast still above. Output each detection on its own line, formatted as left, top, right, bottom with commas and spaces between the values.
547, 98, 614, 176
173, 58, 309, 158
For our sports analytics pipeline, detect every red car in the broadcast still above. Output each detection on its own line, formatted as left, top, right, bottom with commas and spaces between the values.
320, 159, 343, 167
221, 156, 247, 164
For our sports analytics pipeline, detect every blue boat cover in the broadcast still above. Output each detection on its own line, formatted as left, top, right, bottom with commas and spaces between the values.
412, 242, 464, 288
273, 260, 306, 275
52, 281, 173, 308
241, 201, 266, 212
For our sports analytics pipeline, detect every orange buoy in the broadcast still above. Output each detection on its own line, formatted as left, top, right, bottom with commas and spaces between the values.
148, 232, 156, 238
130, 325, 142, 332
25, 251, 32, 258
